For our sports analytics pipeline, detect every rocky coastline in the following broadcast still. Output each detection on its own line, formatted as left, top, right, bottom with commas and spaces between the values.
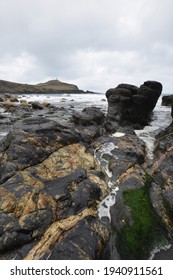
0, 80, 173, 260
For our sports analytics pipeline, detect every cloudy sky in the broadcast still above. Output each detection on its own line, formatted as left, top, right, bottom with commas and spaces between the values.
0, 0, 173, 92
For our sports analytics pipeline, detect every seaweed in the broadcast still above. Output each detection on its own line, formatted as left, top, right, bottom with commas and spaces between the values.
117, 175, 165, 259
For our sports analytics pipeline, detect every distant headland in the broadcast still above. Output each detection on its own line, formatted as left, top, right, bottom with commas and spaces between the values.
0, 79, 85, 94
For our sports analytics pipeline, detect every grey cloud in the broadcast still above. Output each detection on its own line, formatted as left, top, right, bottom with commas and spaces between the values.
0, 0, 173, 92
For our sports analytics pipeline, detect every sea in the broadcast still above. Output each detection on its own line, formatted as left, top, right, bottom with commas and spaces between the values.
2, 92, 172, 147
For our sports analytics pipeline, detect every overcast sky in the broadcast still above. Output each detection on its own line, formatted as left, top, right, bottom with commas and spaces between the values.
0, 0, 173, 92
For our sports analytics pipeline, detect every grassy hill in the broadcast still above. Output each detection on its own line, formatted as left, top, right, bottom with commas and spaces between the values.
0, 79, 83, 94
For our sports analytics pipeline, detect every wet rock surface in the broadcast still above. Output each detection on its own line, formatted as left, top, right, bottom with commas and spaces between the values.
1, 81, 173, 260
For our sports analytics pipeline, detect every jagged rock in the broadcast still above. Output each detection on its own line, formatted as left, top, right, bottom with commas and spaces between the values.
105, 81, 162, 132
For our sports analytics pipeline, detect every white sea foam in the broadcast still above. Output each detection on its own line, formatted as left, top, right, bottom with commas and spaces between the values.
112, 132, 125, 137
149, 243, 172, 260
18, 93, 108, 113
94, 141, 120, 221
98, 187, 119, 222
94, 142, 118, 178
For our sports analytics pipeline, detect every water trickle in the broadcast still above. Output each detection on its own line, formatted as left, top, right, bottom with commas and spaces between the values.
98, 187, 119, 222
94, 140, 121, 221
94, 142, 118, 178
135, 99, 172, 159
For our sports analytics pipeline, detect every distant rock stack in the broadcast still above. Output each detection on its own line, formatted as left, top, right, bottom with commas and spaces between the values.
162, 95, 173, 106
105, 81, 162, 132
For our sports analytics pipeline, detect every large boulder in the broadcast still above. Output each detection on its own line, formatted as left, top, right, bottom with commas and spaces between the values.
73, 106, 105, 126
105, 81, 162, 132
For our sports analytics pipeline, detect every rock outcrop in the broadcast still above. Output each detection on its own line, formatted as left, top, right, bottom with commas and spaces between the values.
1, 80, 173, 260
105, 81, 162, 132
0, 117, 110, 259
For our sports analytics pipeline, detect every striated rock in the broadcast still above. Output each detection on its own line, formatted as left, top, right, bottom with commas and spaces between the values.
105, 81, 162, 132
24, 209, 106, 260
0, 117, 111, 260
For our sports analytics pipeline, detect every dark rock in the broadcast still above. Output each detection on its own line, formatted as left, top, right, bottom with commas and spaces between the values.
105, 81, 162, 132
0, 117, 81, 183
0, 231, 32, 253
151, 122, 173, 235
162, 95, 173, 106
0, 116, 111, 259
31, 102, 44, 110
73, 106, 105, 126
163, 189, 173, 210
94, 134, 145, 184
48, 217, 109, 260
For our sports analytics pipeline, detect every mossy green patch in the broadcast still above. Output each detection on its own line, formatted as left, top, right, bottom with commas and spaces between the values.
118, 175, 165, 259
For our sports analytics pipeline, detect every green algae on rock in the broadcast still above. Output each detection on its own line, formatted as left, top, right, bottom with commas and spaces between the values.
117, 176, 167, 259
